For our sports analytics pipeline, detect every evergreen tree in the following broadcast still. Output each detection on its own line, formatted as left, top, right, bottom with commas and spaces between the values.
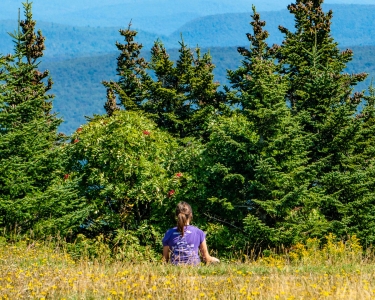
277, 0, 367, 153
339, 85, 375, 244
104, 26, 226, 139
223, 6, 315, 245
145, 40, 225, 138
0, 2, 86, 236
276, 0, 373, 241
103, 23, 150, 111
169, 7, 317, 250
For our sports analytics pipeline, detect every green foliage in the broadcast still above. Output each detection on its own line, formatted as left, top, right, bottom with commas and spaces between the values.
337, 84, 375, 245
66, 110, 179, 245
172, 113, 256, 221
91, 3, 375, 250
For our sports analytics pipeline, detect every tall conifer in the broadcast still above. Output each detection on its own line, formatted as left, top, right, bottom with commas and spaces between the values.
103, 23, 150, 111
340, 85, 375, 244
145, 40, 225, 138
277, 0, 372, 240
225, 6, 313, 245
0, 2, 85, 235
104, 26, 225, 138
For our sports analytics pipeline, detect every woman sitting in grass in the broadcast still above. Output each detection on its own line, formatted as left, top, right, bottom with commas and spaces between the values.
162, 201, 220, 265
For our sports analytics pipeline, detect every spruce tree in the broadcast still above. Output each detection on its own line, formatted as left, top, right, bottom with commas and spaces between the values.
171, 7, 317, 249
339, 85, 375, 244
0, 2, 85, 236
102, 23, 150, 111
104, 26, 225, 139
277, 0, 371, 240
104, 88, 120, 116
0, 2, 59, 199
223, 6, 315, 245
145, 40, 225, 138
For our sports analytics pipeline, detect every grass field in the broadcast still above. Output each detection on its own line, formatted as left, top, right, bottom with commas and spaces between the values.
1, 235, 375, 299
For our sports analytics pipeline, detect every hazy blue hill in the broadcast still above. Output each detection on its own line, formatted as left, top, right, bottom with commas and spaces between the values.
347, 46, 375, 82
44, 53, 118, 133
2, 4, 375, 59
42, 46, 375, 134
2, 0, 373, 31
170, 4, 375, 47
0, 20, 169, 58
1, 0, 292, 33
56, 7, 200, 36
169, 11, 292, 48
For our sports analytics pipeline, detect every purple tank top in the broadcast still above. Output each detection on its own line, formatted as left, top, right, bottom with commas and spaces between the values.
162, 225, 206, 265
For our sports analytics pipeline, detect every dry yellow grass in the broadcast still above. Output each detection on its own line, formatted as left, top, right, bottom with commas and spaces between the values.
1, 236, 375, 299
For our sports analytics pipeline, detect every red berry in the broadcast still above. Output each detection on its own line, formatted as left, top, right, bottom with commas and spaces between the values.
143, 130, 151, 136
64, 174, 69, 180
73, 139, 79, 144
176, 172, 183, 178
76, 127, 82, 133
168, 190, 175, 197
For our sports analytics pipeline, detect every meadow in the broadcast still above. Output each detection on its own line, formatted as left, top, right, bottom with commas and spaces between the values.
1, 235, 375, 299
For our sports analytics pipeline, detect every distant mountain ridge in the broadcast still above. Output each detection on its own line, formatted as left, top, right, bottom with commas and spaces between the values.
169, 4, 375, 47
0, 0, 288, 36
0, 20, 169, 59
1, 4, 375, 59
1, 0, 373, 34
0, 0, 294, 32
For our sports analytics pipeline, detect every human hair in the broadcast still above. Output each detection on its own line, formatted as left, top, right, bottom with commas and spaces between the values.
176, 201, 193, 237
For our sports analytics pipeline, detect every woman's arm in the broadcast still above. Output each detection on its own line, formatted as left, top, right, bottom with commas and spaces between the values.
162, 246, 170, 263
199, 239, 220, 263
